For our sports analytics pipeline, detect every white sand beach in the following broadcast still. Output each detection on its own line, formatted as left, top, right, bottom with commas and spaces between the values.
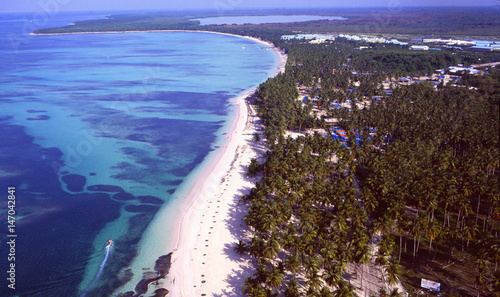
162, 37, 287, 296
33, 28, 287, 295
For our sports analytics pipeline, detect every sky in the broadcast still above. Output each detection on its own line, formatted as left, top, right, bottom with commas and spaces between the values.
1, 0, 498, 13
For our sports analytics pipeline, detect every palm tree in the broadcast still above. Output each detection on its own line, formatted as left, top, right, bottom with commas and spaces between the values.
255, 263, 270, 284
395, 215, 410, 261
375, 216, 394, 238
253, 132, 261, 142
491, 270, 500, 297
284, 278, 301, 297
319, 286, 334, 297
377, 288, 388, 297
306, 286, 320, 297
388, 288, 403, 297
249, 235, 266, 259
353, 243, 371, 288
334, 280, 358, 297
267, 266, 284, 289
491, 242, 500, 272
304, 254, 320, 276
385, 258, 402, 286
242, 276, 263, 296
263, 233, 280, 260
285, 253, 302, 273
456, 198, 472, 230
323, 263, 344, 288
244, 36, 500, 297
320, 241, 339, 268
234, 239, 247, 254
427, 220, 441, 257
463, 224, 478, 252
306, 269, 323, 292
363, 192, 379, 213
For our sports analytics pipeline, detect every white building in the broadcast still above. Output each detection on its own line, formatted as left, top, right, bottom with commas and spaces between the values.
281, 34, 337, 41
386, 39, 408, 46
448, 66, 482, 75
410, 45, 429, 50
423, 38, 441, 43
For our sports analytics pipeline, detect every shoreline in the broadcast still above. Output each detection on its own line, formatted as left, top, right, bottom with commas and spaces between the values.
32, 27, 286, 295
88, 30, 287, 296
162, 35, 286, 296
30, 29, 274, 44
160, 36, 286, 296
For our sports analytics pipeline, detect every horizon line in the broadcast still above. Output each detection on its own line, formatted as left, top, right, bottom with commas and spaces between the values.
1, 5, 499, 14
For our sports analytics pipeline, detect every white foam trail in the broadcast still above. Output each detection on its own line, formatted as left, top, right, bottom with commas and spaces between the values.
80, 245, 111, 297
97, 245, 111, 278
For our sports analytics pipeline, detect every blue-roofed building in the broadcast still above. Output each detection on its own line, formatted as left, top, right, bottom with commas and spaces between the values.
470, 40, 500, 51
330, 127, 373, 148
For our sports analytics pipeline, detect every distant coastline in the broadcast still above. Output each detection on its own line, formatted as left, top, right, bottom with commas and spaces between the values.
30, 7, 500, 38
24, 27, 285, 296
39, 28, 287, 295
15, 8, 500, 296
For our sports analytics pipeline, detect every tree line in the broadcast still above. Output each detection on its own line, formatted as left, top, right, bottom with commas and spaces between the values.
238, 37, 499, 296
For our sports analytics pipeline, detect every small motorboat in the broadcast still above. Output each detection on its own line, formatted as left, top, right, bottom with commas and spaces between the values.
106, 240, 113, 247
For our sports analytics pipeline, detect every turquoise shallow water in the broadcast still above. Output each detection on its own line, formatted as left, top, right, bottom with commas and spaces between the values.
0, 13, 277, 296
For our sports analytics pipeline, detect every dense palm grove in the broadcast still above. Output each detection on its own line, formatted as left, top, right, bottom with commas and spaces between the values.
238, 38, 500, 296
35, 7, 500, 37
32, 8, 500, 296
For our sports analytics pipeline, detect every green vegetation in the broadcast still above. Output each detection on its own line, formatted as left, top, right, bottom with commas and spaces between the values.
362, 49, 459, 75
32, 8, 500, 296
238, 37, 499, 296
34, 13, 200, 33
254, 7, 500, 37
34, 7, 500, 38
357, 81, 499, 296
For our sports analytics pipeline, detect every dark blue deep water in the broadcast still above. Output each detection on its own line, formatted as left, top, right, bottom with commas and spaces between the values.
0, 12, 277, 296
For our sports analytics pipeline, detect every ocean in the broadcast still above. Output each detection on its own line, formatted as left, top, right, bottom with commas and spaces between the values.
0, 12, 278, 296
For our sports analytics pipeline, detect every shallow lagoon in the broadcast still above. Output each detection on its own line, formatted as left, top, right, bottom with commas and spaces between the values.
0, 13, 277, 296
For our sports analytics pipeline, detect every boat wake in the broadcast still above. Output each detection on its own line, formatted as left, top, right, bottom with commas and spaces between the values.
80, 241, 112, 297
